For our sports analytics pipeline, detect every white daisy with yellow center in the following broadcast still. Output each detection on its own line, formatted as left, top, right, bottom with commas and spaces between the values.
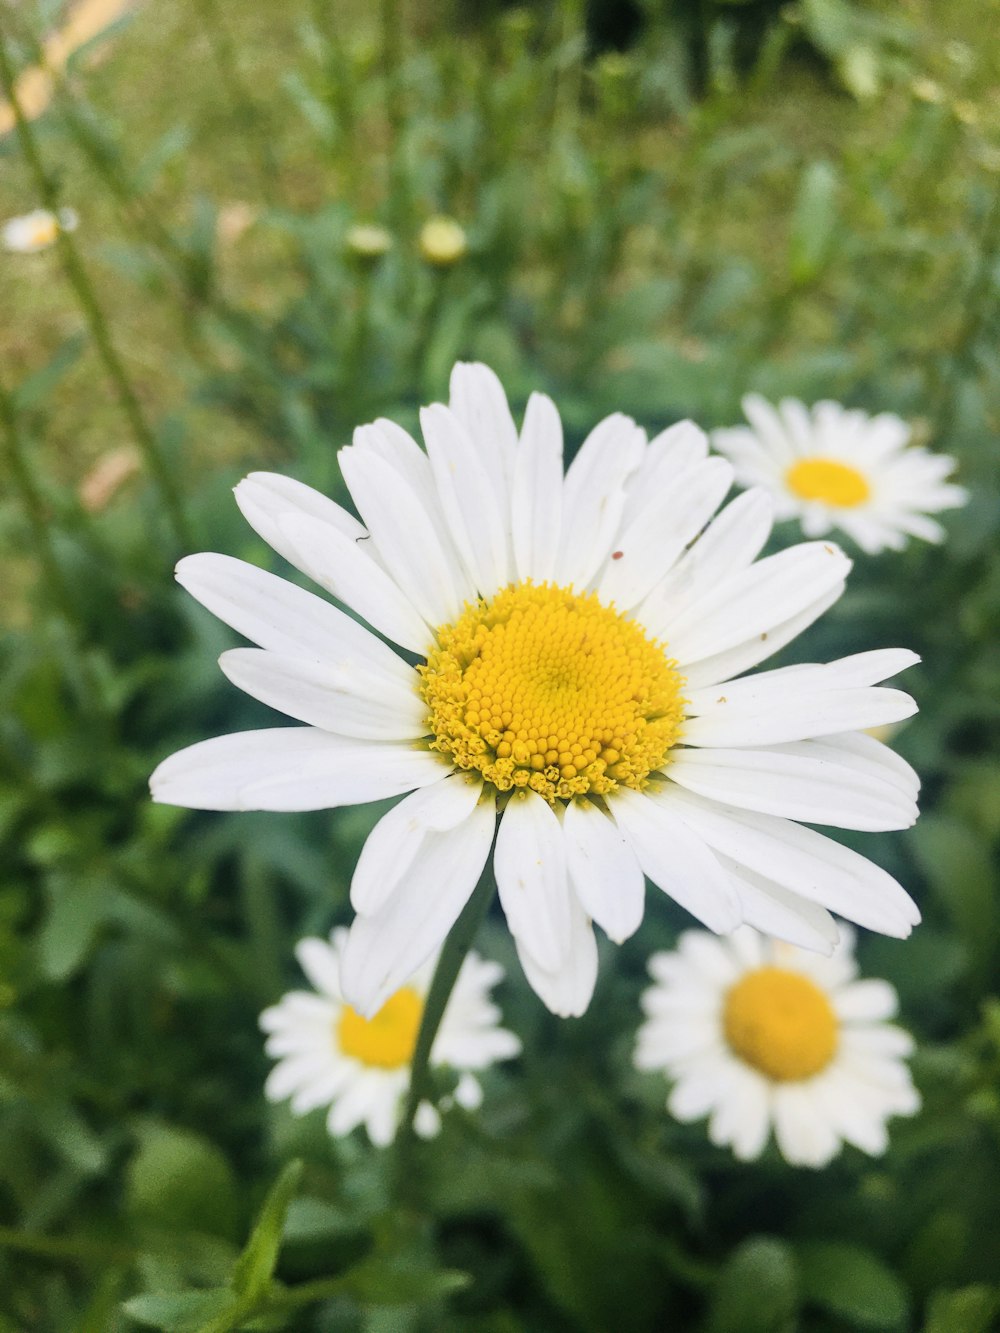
2, 207, 78, 254
260, 930, 520, 1146
635, 925, 920, 1167
151, 362, 923, 1019
712, 395, 968, 554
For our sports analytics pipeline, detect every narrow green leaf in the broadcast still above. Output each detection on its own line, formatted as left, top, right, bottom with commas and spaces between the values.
789, 160, 839, 286
122, 1289, 236, 1333
231, 1160, 304, 1303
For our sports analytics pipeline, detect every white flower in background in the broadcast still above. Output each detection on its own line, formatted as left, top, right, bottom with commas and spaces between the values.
712, 396, 968, 554
260, 930, 520, 1146
635, 926, 920, 1167
2, 207, 78, 254
151, 362, 923, 1020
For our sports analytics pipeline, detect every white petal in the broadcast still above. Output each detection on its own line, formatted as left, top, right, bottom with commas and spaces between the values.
511, 392, 563, 583
660, 787, 920, 936
772, 1085, 842, 1168
351, 775, 484, 914
448, 361, 518, 507
664, 542, 852, 666
421, 403, 511, 597
554, 414, 645, 588
720, 858, 840, 953
638, 488, 774, 634
597, 458, 733, 610
340, 799, 497, 1016
175, 553, 402, 661
234, 472, 366, 568
150, 728, 447, 811
680, 583, 844, 690
219, 648, 426, 739
622, 420, 709, 526
494, 793, 571, 970
339, 443, 465, 626
562, 799, 645, 943
834, 979, 899, 1022
277, 512, 431, 654
514, 890, 598, 1017
414, 1101, 442, 1139
610, 787, 742, 932
294, 937, 343, 1000
667, 744, 918, 830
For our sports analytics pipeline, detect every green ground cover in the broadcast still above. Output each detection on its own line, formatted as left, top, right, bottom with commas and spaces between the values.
1, 0, 1000, 1328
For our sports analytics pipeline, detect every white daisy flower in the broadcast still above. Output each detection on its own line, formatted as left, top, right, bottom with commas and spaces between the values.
712, 395, 968, 554
151, 362, 923, 1020
2, 207, 78, 254
635, 925, 920, 1167
260, 930, 521, 1147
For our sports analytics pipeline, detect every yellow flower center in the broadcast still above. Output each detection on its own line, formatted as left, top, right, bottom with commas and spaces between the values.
785, 457, 871, 508
337, 986, 423, 1069
28, 217, 59, 248
419, 582, 685, 803
722, 966, 839, 1082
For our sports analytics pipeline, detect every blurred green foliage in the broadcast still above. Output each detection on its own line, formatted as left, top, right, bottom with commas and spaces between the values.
1, 0, 999, 1328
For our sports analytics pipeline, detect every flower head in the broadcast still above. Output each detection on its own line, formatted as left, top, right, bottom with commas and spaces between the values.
712, 395, 968, 554
151, 363, 922, 1020
418, 215, 467, 266
635, 925, 920, 1167
3, 207, 78, 254
260, 930, 520, 1146
346, 222, 393, 262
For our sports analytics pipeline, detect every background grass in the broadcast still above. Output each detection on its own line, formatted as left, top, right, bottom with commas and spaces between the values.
1, 1, 1000, 1329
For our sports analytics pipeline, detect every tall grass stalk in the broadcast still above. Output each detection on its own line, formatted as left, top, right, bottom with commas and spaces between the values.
0, 32, 193, 551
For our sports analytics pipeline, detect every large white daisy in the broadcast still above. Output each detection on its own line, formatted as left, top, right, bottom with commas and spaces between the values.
260, 931, 520, 1146
712, 395, 968, 554
151, 362, 923, 1019
634, 925, 920, 1167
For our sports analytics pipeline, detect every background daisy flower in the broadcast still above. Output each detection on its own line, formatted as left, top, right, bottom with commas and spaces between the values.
2, 206, 78, 253
151, 362, 923, 1020
634, 925, 921, 1168
712, 395, 968, 554
260, 930, 520, 1146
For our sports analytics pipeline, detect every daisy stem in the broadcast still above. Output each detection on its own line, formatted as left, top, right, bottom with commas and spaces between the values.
0, 31, 194, 552
394, 864, 496, 1189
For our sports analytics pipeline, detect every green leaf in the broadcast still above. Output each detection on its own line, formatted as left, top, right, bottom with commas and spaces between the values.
38, 875, 108, 981
797, 1241, 908, 1329
126, 1125, 238, 1240
924, 1285, 1000, 1333
789, 160, 839, 286
707, 1237, 798, 1333
122, 1289, 236, 1333
231, 1160, 303, 1303
338, 1256, 470, 1306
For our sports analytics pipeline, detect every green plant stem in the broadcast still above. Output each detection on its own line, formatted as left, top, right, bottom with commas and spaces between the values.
393, 863, 496, 1195
0, 32, 193, 551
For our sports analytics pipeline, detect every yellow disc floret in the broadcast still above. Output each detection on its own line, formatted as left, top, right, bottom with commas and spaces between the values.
337, 986, 423, 1069
786, 457, 871, 508
723, 966, 839, 1082
419, 582, 685, 803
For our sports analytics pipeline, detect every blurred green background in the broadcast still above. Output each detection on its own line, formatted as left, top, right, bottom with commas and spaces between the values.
1, 0, 1000, 1329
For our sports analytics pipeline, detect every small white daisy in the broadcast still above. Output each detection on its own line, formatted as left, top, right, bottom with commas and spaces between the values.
635, 925, 920, 1168
151, 363, 923, 1021
2, 207, 78, 254
712, 395, 968, 554
260, 930, 521, 1147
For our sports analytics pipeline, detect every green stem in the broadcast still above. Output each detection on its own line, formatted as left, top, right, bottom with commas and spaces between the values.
0, 31, 193, 551
394, 864, 496, 1193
